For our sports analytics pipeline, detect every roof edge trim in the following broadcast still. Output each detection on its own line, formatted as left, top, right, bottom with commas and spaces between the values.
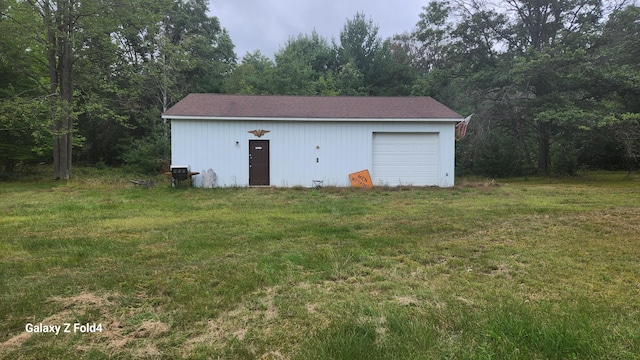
161, 115, 464, 122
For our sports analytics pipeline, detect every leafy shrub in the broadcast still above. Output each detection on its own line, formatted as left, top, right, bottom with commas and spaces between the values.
120, 133, 170, 175
551, 141, 578, 175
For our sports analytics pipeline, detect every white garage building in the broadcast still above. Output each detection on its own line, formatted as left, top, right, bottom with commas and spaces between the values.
162, 94, 463, 187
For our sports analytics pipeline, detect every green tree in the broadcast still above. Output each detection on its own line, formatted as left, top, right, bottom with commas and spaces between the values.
412, 0, 456, 72
1, 0, 235, 175
591, 5, 640, 171
337, 13, 381, 78
503, 0, 602, 173
111, 0, 235, 173
369, 39, 417, 96
273, 31, 336, 95
25, 0, 133, 178
72, 0, 235, 172
0, 97, 50, 173
168, 0, 235, 94
2, 0, 128, 178
224, 13, 417, 98
333, 62, 367, 95
0, 1, 51, 172
224, 51, 277, 94
412, 0, 605, 175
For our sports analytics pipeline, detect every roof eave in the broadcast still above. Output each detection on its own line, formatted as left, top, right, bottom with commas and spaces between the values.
161, 115, 463, 122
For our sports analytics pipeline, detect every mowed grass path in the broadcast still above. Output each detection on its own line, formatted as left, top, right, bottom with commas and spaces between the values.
1, 172, 639, 359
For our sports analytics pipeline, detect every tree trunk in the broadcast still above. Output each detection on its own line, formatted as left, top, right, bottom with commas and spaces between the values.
46, 0, 74, 180
45, 1, 62, 179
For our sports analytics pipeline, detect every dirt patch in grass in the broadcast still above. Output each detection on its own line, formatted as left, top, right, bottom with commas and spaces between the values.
393, 295, 420, 306
184, 286, 281, 356
0, 331, 32, 349
0, 291, 171, 357
1, 292, 111, 350
182, 285, 335, 358
50, 292, 110, 309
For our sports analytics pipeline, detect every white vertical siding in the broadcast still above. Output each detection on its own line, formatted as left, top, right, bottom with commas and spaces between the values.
171, 119, 456, 187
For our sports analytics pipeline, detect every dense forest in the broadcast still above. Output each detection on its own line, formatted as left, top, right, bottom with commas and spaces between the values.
1, 0, 639, 178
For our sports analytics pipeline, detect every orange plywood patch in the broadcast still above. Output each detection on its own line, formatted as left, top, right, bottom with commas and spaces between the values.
349, 169, 373, 188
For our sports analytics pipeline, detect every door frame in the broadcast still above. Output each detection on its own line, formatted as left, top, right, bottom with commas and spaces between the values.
249, 140, 270, 186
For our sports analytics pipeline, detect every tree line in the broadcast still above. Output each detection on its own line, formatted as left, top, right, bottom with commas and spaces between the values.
1, 0, 638, 177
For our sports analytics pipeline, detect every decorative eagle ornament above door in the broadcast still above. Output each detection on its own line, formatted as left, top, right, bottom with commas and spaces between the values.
248, 129, 270, 138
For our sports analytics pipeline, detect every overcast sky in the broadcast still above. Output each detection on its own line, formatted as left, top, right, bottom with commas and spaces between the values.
209, 0, 426, 61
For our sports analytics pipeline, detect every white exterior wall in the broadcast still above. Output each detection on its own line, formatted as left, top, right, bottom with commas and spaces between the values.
171, 119, 456, 187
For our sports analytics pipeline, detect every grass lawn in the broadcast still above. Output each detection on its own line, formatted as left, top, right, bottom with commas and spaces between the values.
1, 169, 639, 359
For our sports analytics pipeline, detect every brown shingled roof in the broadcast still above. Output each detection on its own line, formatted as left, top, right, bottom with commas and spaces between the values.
162, 94, 463, 120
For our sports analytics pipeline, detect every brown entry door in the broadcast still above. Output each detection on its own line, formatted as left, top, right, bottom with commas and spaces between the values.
249, 140, 270, 186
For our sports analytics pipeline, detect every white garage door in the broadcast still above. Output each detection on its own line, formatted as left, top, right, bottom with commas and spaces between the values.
372, 132, 439, 186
